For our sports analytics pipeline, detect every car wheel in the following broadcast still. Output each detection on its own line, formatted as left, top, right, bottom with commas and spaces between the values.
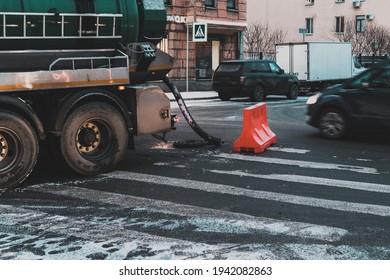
218, 92, 231, 101
318, 108, 347, 139
251, 85, 265, 102
287, 84, 299, 100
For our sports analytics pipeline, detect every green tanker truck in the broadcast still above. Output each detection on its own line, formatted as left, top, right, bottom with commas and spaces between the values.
0, 0, 176, 189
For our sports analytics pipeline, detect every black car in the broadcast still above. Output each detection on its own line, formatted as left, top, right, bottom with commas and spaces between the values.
212, 59, 299, 101
306, 61, 390, 139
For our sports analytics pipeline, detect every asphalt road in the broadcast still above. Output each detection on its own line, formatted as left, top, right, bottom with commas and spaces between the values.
1, 95, 390, 260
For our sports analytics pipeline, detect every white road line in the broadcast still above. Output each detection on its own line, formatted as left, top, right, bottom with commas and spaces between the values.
209, 169, 390, 194
215, 153, 379, 175
32, 184, 348, 241
267, 147, 311, 154
0, 204, 160, 246
2, 204, 379, 260
104, 171, 390, 217
0, 205, 250, 260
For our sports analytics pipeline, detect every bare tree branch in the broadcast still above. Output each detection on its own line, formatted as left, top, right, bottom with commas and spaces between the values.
244, 22, 287, 58
335, 17, 390, 55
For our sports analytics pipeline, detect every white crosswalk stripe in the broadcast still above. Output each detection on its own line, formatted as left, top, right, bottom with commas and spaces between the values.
215, 153, 379, 174
31, 184, 348, 242
102, 171, 390, 217
209, 169, 390, 194
2, 203, 376, 260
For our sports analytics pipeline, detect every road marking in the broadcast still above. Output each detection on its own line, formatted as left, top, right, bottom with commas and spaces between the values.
103, 171, 390, 217
267, 147, 311, 154
0, 204, 246, 260
215, 153, 379, 175
1, 206, 377, 260
209, 169, 390, 194
31, 184, 347, 241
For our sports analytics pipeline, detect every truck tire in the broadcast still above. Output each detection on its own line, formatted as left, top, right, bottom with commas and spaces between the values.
287, 84, 299, 100
218, 92, 231, 101
0, 111, 39, 189
60, 102, 128, 176
251, 85, 265, 102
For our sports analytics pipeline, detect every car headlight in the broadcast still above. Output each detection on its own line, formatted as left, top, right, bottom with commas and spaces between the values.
306, 93, 321, 105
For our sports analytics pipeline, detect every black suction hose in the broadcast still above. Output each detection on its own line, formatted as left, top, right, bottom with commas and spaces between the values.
163, 76, 222, 147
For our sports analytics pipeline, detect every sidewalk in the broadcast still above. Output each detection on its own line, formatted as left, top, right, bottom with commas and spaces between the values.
166, 91, 219, 101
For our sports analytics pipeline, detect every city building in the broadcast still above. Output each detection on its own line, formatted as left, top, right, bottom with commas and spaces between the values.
247, 0, 390, 50
161, 0, 247, 91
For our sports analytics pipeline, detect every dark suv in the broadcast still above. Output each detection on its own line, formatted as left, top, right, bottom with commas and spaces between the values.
212, 59, 299, 101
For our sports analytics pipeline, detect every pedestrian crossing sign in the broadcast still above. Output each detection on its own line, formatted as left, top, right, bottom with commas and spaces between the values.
193, 22, 208, 42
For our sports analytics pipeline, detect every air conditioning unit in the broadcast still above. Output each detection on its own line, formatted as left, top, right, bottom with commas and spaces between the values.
366, 14, 375, 20
353, 0, 361, 8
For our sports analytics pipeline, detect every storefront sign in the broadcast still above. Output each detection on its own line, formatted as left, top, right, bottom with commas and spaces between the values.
167, 15, 187, 24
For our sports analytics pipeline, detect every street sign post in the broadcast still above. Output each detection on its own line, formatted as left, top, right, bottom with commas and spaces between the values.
299, 28, 308, 42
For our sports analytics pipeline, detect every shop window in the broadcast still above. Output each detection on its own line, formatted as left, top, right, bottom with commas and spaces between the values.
196, 43, 213, 80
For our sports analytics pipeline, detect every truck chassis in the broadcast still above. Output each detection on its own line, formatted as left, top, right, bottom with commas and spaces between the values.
0, 12, 174, 190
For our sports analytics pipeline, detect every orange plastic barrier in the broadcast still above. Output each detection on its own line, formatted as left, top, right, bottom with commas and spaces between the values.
233, 103, 276, 153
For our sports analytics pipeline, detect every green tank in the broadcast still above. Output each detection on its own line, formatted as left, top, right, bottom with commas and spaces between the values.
0, 0, 167, 50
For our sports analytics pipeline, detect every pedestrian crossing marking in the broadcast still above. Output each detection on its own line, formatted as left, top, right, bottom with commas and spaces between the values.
1, 143, 389, 260
215, 153, 379, 174
31, 184, 348, 241
209, 169, 390, 194
102, 171, 390, 217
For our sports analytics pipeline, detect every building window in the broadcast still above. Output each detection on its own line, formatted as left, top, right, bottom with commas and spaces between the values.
227, 0, 237, 10
164, 0, 172, 6
356, 15, 365, 32
306, 18, 314, 34
335, 0, 345, 3
307, 0, 314, 5
204, 0, 216, 8
335, 16, 345, 33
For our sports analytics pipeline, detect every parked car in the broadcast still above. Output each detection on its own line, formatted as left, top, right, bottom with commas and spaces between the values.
306, 61, 390, 139
212, 59, 299, 101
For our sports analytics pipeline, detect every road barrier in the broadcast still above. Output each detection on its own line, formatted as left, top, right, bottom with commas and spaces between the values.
233, 103, 276, 153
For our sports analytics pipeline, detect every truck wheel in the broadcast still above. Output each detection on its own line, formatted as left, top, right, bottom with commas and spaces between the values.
287, 84, 299, 100
218, 92, 231, 101
60, 102, 128, 176
0, 111, 39, 189
318, 108, 347, 139
251, 85, 265, 102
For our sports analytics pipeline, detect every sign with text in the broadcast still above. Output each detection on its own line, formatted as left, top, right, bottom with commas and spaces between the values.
299, 28, 308, 34
193, 22, 208, 42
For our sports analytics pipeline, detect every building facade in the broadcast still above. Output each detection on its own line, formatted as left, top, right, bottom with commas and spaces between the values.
247, 0, 390, 50
162, 0, 247, 91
